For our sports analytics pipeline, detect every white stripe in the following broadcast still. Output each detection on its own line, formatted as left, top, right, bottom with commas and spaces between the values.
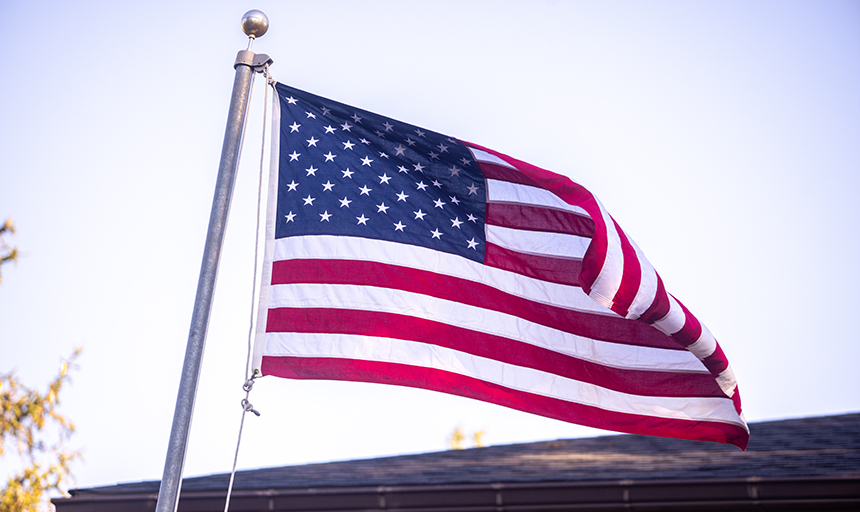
263, 332, 742, 426
687, 325, 718, 360
653, 295, 687, 336
273, 235, 616, 316
486, 225, 590, 259
267, 283, 705, 373
469, 147, 516, 170
716, 365, 738, 398
626, 238, 658, 320
486, 180, 589, 217
253, 89, 283, 374
588, 199, 625, 309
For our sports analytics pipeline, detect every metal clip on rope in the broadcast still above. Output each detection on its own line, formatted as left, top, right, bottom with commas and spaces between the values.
241, 377, 260, 416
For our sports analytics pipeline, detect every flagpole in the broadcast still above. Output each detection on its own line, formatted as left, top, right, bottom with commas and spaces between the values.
154, 11, 271, 512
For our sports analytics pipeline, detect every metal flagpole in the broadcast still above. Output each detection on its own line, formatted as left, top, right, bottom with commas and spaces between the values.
154, 10, 272, 512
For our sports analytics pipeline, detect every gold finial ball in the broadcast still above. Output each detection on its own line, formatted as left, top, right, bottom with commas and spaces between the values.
241, 10, 269, 38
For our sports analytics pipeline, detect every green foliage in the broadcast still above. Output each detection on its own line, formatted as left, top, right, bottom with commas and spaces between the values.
0, 218, 17, 283
1, 349, 81, 512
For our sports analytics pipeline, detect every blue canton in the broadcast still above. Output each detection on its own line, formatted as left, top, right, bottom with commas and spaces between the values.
275, 83, 486, 263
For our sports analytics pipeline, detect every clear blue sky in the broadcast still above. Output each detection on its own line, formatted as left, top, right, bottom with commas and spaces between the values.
1, 0, 859, 491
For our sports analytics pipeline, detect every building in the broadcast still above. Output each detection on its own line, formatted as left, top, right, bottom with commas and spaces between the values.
53, 413, 860, 512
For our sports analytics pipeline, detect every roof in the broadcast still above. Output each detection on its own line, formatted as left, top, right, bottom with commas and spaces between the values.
57, 413, 860, 511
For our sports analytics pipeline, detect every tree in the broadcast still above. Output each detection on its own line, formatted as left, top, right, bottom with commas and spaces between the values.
1, 218, 81, 511
0, 348, 81, 512
448, 427, 486, 450
0, 218, 17, 283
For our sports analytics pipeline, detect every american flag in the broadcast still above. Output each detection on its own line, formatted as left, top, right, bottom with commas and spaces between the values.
253, 82, 749, 449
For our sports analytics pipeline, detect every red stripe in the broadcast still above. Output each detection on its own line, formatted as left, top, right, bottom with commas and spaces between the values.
271, 258, 684, 350
639, 274, 670, 324
485, 242, 582, 287
476, 161, 542, 187
673, 300, 703, 348
608, 217, 642, 317
261, 356, 750, 450
486, 203, 595, 237
702, 344, 729, 376
266, 308, 724, 398
732, 388, 744, 415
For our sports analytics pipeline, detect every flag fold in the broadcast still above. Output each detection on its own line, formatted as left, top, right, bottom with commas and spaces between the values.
252, 82, 749, 450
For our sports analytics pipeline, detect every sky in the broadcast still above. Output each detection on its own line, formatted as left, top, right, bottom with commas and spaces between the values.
1, 0, 859, 493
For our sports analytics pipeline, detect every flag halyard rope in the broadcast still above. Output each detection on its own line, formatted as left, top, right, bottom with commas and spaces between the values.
223, 64, 272, 512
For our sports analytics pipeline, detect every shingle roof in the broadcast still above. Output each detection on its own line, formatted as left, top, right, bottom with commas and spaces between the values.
74, 412, 860, 496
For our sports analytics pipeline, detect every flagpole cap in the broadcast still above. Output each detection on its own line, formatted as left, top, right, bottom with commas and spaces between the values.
241, 10, 269, 38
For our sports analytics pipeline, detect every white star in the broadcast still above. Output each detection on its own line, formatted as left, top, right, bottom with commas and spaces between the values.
359, 185, 372, 195
416, 181, 428, 191
322, 181, 335, 191
286, 96, 298, 104
289, 151, 300, 161
324, 151, 336, 162
449, 196, 461, 205
437, 143, 449, 153
319, 210, 332, 222
394, 221, 406, 231
374, 130, 386, 137
306, 111, 316, 119
467, 183, 479, 195
376, 202, 390, 213
404, 138, 417, 147
394, 145, 407, 156
448, 166, 461, 177
339, 196, 352, 208
434, 198, 446, 209
397, 165, 409, 173
415, 128, 426, 138
305, 166, 318, 176
467, 214, 478, 223
413, 162, 425, 172
303, 195, 316, 206
428, 151, 439, 160
289, 122, 301, 132
324, 125, 336, 134
460, 157, 472, 166
341, 121, 352, 132
351, 113, 362, 123
430, 228, 442, 239
284, 211, 296, 222
413, 209, 427, 220
467, 238, 479, 250
451, 217, 463, 229
379, 173, 392, 184
321, 106, 332, 116
432, 180, 442, 188
361, 156, 373, 166
342, 168, 355, 179
379, 152, 389, 159
357, 214, 369, 225
360, 138, 371, 144
286, 180, 299, 191
306, 136, 319, 147
396, 191, 409, 202
342, 140, 355, 150
383, 121, 394, 131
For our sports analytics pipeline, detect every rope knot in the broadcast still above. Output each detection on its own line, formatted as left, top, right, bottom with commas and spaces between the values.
241, 398, 260, 417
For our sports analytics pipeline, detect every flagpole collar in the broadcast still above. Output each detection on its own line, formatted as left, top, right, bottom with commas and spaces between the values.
241, 10, 269, 39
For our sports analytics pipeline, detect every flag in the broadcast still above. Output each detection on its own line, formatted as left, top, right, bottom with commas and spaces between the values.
252, 82, 749, 450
